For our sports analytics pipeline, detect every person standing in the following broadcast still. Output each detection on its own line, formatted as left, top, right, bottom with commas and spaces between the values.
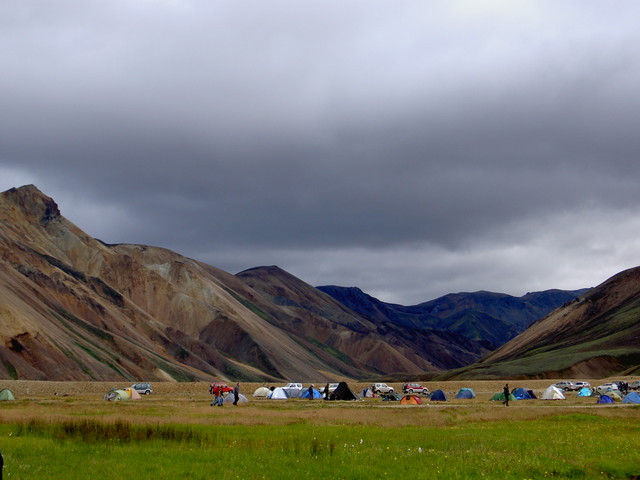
233, 383, 240, 406
324, 383, 330, 400
502, 383, 510, 406
308, 384, 314, 400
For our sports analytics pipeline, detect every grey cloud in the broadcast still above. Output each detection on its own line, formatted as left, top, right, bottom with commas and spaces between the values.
3, 1, 640, 302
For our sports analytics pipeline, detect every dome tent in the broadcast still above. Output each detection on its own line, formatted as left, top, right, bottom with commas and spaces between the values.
0, 388, 15, 401
455, 388, 475, 399
253, 387, 271, 397
400, 394, 423, 405
541, 386, 565, 400
430, 389, 448, 401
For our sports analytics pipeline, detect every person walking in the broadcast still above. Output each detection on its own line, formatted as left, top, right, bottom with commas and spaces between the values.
233, 383, 240, 406
210, 384, 220, 407
502, 383, 510, 406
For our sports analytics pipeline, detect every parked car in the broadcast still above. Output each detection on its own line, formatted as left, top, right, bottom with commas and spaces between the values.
573, 381, 591, 389
629, 381, 640, 390
131, 382, 153, 395
402, 383, 429, 395
322, 383, 339, 394
596, 383, 621, 394
371, 383, 394, 394
283, 383, 303, 390
554, 381, 577, 391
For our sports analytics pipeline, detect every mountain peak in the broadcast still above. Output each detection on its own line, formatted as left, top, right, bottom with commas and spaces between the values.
1, 184, 61, 224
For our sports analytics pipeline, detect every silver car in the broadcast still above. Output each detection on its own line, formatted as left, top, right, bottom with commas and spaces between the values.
131, 382, 153, 395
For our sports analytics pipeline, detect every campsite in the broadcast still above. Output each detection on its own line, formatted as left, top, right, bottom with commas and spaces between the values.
0, 379, 639, 479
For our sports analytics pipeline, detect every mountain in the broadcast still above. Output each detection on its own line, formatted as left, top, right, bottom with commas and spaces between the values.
0, 185, 489, 381
317, 286, 588, 349
439, 267, 640, 379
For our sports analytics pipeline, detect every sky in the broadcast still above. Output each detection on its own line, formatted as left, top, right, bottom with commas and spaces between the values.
2, 1, 640, 305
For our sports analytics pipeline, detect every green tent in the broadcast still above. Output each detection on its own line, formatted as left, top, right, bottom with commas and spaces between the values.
490, 392, 516, 402
0, 388, 15, 401
104, 389, 130, 401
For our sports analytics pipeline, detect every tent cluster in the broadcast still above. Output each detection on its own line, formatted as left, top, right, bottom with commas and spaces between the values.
253, 382, 359, 401
104, 387, 142, 401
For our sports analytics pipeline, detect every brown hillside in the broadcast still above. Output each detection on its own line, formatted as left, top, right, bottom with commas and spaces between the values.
0, 185, 487, 382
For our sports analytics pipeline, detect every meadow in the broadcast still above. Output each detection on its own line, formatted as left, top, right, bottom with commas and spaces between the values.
0, 380, 638, 479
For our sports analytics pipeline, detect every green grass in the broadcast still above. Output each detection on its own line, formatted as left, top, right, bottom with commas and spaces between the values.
1, 414, 639, 479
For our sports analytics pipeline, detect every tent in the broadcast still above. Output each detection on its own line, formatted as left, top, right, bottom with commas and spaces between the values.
597, 395, 615, 404
622, 392, 640, 404
512, 387, 535, 400
578, 387, 592, 397
299, 388, 323, 399
329, 382, 358, 401
253, 387, 271, 397
490, 392, 516, 402
224, 393, 249, 404
541, 386, 565, 400
124, 388, 142, 400
361, 388, 375, 398
606, 390, 622, 402
430, 389, 448, 401
0, 388, 15, 401
268, 387, 290, 399
104, 389, 130, 401
455, 388, 476, 399
382, 392, 401, 401
400, 394, 423, 405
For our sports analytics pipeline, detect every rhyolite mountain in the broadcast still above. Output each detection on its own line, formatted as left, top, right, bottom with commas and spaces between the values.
317, 286, 589, 349
0, 185, 490, 382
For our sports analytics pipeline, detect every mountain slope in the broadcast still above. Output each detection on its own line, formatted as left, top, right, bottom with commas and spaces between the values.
0, 185, 489, 381
440, 267, 640, 379
237, 267, 491, 373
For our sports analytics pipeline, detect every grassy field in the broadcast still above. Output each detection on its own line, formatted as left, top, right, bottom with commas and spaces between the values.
0, 379, 639, 479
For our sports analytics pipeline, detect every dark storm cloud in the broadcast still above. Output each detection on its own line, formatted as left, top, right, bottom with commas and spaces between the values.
2, 1, 640, 303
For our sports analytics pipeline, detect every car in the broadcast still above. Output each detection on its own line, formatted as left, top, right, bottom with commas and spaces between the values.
554, 381, 577, 391
283, 383, 303, 390
596, 383, 621, 394
402, 383, 429, 395
371, 383, 394, 394
629, 381, 640, 390
322, 383, 339, 394
573, 381, 591, 389
131, 382, 153, 395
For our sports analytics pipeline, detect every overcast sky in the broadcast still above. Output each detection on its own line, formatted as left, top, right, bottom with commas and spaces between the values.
2, 1, 640, 304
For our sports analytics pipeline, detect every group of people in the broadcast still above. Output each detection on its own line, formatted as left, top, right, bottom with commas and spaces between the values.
210, 382, 241, 406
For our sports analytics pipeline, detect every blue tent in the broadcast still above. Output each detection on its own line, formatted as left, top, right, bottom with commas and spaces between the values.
597, 395, 615, 404
430, 389, 448, 401
578, 387, 592, 397
623, 392, 640, 404
299, 388, 323, 399
455, 388, 475, 399
512, 387, 535, 400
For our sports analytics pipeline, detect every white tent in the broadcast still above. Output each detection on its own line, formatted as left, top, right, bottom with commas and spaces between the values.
223, 393, 249, 404
268, 387, 290, 399
253, 387, 272, 397
541, 385, 566, 400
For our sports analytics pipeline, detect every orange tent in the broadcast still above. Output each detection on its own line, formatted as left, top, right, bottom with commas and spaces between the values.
400, 394, 423, 405
124, 387, 142, 400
